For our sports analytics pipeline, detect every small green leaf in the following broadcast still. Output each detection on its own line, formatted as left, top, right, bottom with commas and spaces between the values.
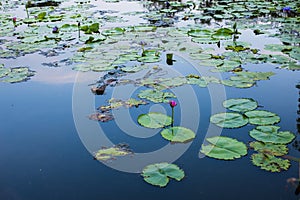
161, 127, 196, 143
200, 136, 247, 160
138, 89, 175, 103
249, 126, 295, 144
141, 163, 185, 187
138, 112, 172, 128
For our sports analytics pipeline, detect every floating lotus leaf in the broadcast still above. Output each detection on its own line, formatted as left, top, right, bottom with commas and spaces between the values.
187, 29, 212, 37
200, 136, 247, 160
251, 153, 290, 172
234, 71, 275, 80
221, 79, 254, 88
212, 28, 234, 40
138, 112, 172, 129
280, 62, 300, 70
186, 77, 208, 87
211, 60, 241, 72
141, 162, 185, 187
161, 127, 196, 143
158, 77, 187, 88
121, 65, 147, 73
264, 44, 293, 52
210, 112, 248, 128
245, 110, 280, 125
249, 125, 295, 144
249, 141, 288, 156
138, 89, 176, 103
102, 27, 125, 36
223, 98, 258, 113
94, 144, 132, 161
200, 59, 224, 67
191, 37, 219, 44
0, 67, 35, 83
133, 26, 157, 32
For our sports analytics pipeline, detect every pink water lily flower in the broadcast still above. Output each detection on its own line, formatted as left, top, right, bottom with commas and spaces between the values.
169, 100, 177, 108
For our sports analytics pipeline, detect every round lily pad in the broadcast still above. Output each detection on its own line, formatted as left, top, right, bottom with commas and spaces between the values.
210, 112, 248, 128
141, 162, 185, 187
245, 110, 280, 125
161, 127, 196, 143
200, 136, 247, 160
138, 112, 172, 128
249, 126, 295, 144
223, 98, 258, 113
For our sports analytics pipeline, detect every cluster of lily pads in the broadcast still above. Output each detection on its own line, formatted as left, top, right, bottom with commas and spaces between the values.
0, 64, 35, 83
203, 98, 295, 172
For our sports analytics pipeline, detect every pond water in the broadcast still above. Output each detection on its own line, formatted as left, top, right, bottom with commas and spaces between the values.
0, 0, 299, 200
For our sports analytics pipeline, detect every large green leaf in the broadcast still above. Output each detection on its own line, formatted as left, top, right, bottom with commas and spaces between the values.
138, 112, 172, 128
251, 153, 290, 172
200, 136, 247, 160
210, 112, 248, 128
141, 162, 185, 187
249, 141, 288, 156
249, 126, 295, 144
245, 110, 280, 125
223, 98, 258, 113
161, 127, 196, 143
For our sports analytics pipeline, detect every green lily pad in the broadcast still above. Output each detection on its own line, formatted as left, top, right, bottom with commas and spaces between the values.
245, 110, 280, 125
249, 126, 295, 144
138, 89, 176, 103
210, 112, 248, 128
141, 162, 185, 187
223, 98, 258, 113
251, 153, 290, 172
94, 144, 132, 161
249, 141, 288, 156
161, 127, 196, 143
138, 112, 172, 129
212, 28, 234, 40
200, 136, 247, 160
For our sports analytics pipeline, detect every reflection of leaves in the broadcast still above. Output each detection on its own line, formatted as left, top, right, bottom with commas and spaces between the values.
210, 112, 248, 128
161, 127, 196, 143
200, 136, 247, 160
138, 112, 172, 128
249, 126, 295, 144
251, 153, 290, 172
141, 163, 185, 187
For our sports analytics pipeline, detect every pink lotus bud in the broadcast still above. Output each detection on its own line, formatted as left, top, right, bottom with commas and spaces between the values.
12, 17, 17, 22
169, 100, 177, 108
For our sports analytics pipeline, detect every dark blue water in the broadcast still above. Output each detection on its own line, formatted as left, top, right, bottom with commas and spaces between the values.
0, 59, 299, 200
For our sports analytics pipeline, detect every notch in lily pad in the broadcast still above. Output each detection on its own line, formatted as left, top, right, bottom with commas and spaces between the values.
141, 162, 185, 187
